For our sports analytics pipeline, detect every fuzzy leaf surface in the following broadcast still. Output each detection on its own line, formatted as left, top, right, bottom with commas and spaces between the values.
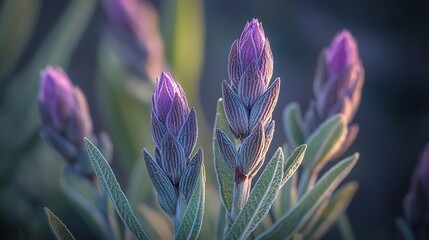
175, 165, 206, 240
257, 154, 358, 239
214, 98, 235, 212
225, 148, 285, 240
84, 138, 149, 240
303, 114, 347, 171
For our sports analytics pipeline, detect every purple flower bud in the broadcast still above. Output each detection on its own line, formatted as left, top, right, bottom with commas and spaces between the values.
228, 18, 274, 106
39, 66, 93, 148
39, 66, 104, 178
404, 144, 429, 235
144, 71, 202, 223
326, 31, 358, 79
311, 30, 364, 125
153, 71, 189, 124
39, 67, 76, 131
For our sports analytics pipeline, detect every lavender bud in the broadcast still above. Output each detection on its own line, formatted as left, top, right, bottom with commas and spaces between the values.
39, 66, 106, 177
144, 71, 203, 225
220, 19, 280, 220
153, 72, 189, 124
228, 19, 273, 92
404, 144, 429, 236
312, 30, 364, 125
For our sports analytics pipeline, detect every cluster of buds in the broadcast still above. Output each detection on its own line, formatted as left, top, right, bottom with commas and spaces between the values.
403, 144, 429, 239
102, 0, 164, 82
305, 30, 365, 152
216, 19, 280, 220
142, 72, 203, 227
38, 66, 111, 178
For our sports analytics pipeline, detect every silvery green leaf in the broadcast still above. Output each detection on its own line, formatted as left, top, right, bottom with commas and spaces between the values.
304, 181, 358, 240
283, 102, 305, 148
281, 144, 306, 186
303, 114, 347, 172
257, 154, 358, 240
84, 138, 149, 240
214, 99, 235, 213
44, 207, 76, 240
224, 148, 285, 240
175, 165, 206, 240
274, 174, 298, 219
217, 207, 228, 238
396, 218, 415, 240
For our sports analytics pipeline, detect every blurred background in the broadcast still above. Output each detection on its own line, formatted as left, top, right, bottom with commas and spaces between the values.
1, 0, 429, 239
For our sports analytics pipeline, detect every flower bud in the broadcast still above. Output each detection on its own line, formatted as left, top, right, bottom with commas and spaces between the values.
39, 66, 93, 149
312, 30, 364, 125
228, 18, 274, 107
153, 71, 189, 124
144, 71, 202, 224
39, 66, 103, 177
219, 20, 280, 220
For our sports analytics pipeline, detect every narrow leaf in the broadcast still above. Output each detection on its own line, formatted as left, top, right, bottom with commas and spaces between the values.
175, 165, 206, 240
225, 148, 285, 240
305, 182, 358, 239
283, 103, 305, 147
257, 154, 358, 240
303, 114, 347, 172
213, 99, 235, 212
44, 207, 76, 240
84, 138, 149, 240
281, 144, 306, 186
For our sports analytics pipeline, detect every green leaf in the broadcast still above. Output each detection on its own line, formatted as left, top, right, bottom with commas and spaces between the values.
281, 144, 306, 186
274, 174, 298, 219
225, 148, 285, 240
257, 154, 358, 240
303, 114, 347, 172
396, 218, 415, 240
44, 207, 76, 240
213, 98, 235, 213
175, 165, 206, 240
84, 138, 149, 240
283, 103, 305, 148
304, 182, 358, 239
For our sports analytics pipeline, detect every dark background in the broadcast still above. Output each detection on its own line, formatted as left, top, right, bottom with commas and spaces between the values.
2, 0, 429, 239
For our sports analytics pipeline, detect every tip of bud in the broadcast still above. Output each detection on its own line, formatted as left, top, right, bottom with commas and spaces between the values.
326, 30, 359, 78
